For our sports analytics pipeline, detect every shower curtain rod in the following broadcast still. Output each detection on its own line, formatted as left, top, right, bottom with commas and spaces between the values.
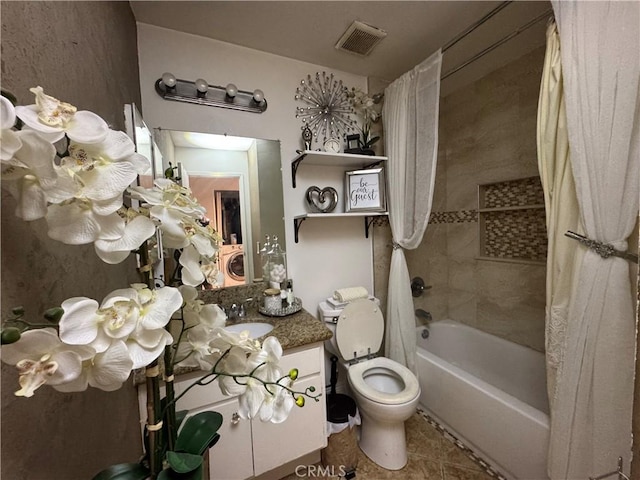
441, 8, 554, 80
373, 4, 553, 101
442, 1, 513, 53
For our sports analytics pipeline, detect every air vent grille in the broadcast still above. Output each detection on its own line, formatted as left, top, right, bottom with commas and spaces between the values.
335, 21, 387, 56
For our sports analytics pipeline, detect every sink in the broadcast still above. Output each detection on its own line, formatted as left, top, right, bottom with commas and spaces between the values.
224, 322, 274, 339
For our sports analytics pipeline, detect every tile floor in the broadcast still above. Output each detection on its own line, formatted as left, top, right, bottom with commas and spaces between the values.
281, 411, 496, 480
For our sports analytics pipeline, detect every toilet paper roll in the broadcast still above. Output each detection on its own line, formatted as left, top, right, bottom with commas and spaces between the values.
333, 287, 369, 303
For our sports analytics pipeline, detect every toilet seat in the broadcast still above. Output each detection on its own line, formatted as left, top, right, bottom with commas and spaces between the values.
348, 357, 420, 405
335, 299, 384, 362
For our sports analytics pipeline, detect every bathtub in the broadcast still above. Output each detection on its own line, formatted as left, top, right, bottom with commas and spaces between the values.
416, 320, 550, 480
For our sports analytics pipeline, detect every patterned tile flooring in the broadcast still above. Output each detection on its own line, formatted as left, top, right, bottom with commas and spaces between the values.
281, 411, 495, 480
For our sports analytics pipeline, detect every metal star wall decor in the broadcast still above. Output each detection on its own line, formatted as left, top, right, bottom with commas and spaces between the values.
294, 72, 356, 145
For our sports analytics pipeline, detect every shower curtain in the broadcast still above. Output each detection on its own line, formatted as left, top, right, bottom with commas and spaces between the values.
547, 1, 640, 478
536, 20, 582, 410
382, 50, 441, 372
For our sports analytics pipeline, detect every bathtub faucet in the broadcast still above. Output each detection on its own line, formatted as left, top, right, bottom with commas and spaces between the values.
415, 309, 432, 323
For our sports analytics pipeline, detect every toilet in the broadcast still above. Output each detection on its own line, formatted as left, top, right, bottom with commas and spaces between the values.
319, 298, 420, 470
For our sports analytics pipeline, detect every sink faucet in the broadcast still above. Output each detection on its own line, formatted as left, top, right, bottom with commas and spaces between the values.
226, 298, 253, 323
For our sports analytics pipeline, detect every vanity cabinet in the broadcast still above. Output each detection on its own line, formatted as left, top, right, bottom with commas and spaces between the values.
137, 342, 327, 480
291, 150, 389, 242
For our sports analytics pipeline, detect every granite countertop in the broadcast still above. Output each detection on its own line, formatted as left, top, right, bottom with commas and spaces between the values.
226, 307, 333, 350
134, 302, 332, 385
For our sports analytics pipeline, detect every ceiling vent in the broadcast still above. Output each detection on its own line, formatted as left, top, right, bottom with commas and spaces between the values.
335, 20, 387, 56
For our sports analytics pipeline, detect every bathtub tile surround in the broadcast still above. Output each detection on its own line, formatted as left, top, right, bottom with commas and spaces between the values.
281, 412, 495, 480
373, 46, 547, 353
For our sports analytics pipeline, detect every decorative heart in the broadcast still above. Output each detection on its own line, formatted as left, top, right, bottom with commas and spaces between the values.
305, 186, 338, 213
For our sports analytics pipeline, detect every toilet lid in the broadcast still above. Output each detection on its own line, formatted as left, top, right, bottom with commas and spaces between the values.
336, 299, 384, 361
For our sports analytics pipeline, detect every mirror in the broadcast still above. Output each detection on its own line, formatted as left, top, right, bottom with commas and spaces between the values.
153, 129, 286, 288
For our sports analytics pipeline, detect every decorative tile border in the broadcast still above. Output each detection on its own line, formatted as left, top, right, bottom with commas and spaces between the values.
429, 210, 478, 224
417, 408, 507, 480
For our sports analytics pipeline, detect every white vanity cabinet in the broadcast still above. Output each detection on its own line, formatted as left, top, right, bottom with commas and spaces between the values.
137, 341, 327, 480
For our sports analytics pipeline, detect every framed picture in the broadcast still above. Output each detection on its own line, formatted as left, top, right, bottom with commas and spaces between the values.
345, 167, 386, 212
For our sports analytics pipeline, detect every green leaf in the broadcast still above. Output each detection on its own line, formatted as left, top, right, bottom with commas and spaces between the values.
176, 409, 189, 429
364, 136, 380, 147
91, 462, 150, 480
166, 451, 203, 474
157, 464, 204, 480
175, 411, 223, 456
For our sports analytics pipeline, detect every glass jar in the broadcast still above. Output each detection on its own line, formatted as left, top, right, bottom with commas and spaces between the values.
260, 235, 272, 284
268, 236, 287, 290
263, 288, 281, 313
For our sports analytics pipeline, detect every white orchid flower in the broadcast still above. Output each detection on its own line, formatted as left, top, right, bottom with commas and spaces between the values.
247, 336, 284, 383
258, 378, 295, 424
53, 340, 133, 393
94, 212, 156, 264
1, 95, 22, 161
59, 290, 140, 353
216, 346, 252, 396
14, 87, 109, 144
0, 328, 93, 397
46, 200, 125, 245
179, 244, 206, 287
237, 377, 267, 419
1, 130, 57, 221
43, 129, 152, 246
210, 326, 260, 353
174, 324, 219, 370
125, 285, 181, 369
201, 260, 224, 288
58, 130, 148, 201
178, 285, 227, 328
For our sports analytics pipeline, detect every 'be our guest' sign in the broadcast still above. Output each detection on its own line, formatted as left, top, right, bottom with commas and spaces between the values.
345, 167, 386, 212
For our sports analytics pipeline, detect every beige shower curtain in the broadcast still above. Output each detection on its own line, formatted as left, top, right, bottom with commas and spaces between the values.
536, 20, 582, 410
383, 50, 442, 372
546, 1, 640, 478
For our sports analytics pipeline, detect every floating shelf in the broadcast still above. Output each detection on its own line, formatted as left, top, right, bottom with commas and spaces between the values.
293, 212, 388, 243
291, 150, 387, 188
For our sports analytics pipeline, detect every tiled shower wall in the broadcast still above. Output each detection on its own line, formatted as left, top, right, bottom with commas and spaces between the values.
373, 46, 547, 352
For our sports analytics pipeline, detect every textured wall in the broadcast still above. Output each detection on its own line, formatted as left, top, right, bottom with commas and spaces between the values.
1, 2, 143, 478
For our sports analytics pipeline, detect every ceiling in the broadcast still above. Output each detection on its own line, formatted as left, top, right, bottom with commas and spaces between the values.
130, 1, 552, 95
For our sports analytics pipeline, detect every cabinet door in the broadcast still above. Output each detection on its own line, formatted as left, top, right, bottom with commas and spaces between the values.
181, 398, 254, 480
251, 375, 327, 476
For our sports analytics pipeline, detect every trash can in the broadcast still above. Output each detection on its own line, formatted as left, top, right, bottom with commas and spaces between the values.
321, 392, 360, 479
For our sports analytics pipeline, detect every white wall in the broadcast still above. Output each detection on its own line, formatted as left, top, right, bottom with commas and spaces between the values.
137, 23, 374, 314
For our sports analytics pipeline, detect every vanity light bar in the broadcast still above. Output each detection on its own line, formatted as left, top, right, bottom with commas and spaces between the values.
155, 73, 267, 114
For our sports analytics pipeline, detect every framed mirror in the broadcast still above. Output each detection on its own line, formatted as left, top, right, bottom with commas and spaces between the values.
153, 129, 286, 288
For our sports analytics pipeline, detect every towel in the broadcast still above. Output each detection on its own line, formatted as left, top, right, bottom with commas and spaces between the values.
333, 286, 369, 303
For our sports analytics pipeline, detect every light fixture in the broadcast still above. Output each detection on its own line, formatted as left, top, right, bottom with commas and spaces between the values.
155, 72, 267, 113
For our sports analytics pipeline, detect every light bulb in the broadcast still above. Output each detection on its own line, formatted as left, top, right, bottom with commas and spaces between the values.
225, 83, 238, 98
161, 72, 176, 88
195, 78, 208, 94
253, 89, 265, 104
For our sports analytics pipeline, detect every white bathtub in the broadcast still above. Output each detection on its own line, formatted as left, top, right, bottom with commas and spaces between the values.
416, 320, 550, 480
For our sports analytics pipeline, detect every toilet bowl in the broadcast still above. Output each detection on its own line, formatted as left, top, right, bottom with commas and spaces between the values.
319, 298, 421, 470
